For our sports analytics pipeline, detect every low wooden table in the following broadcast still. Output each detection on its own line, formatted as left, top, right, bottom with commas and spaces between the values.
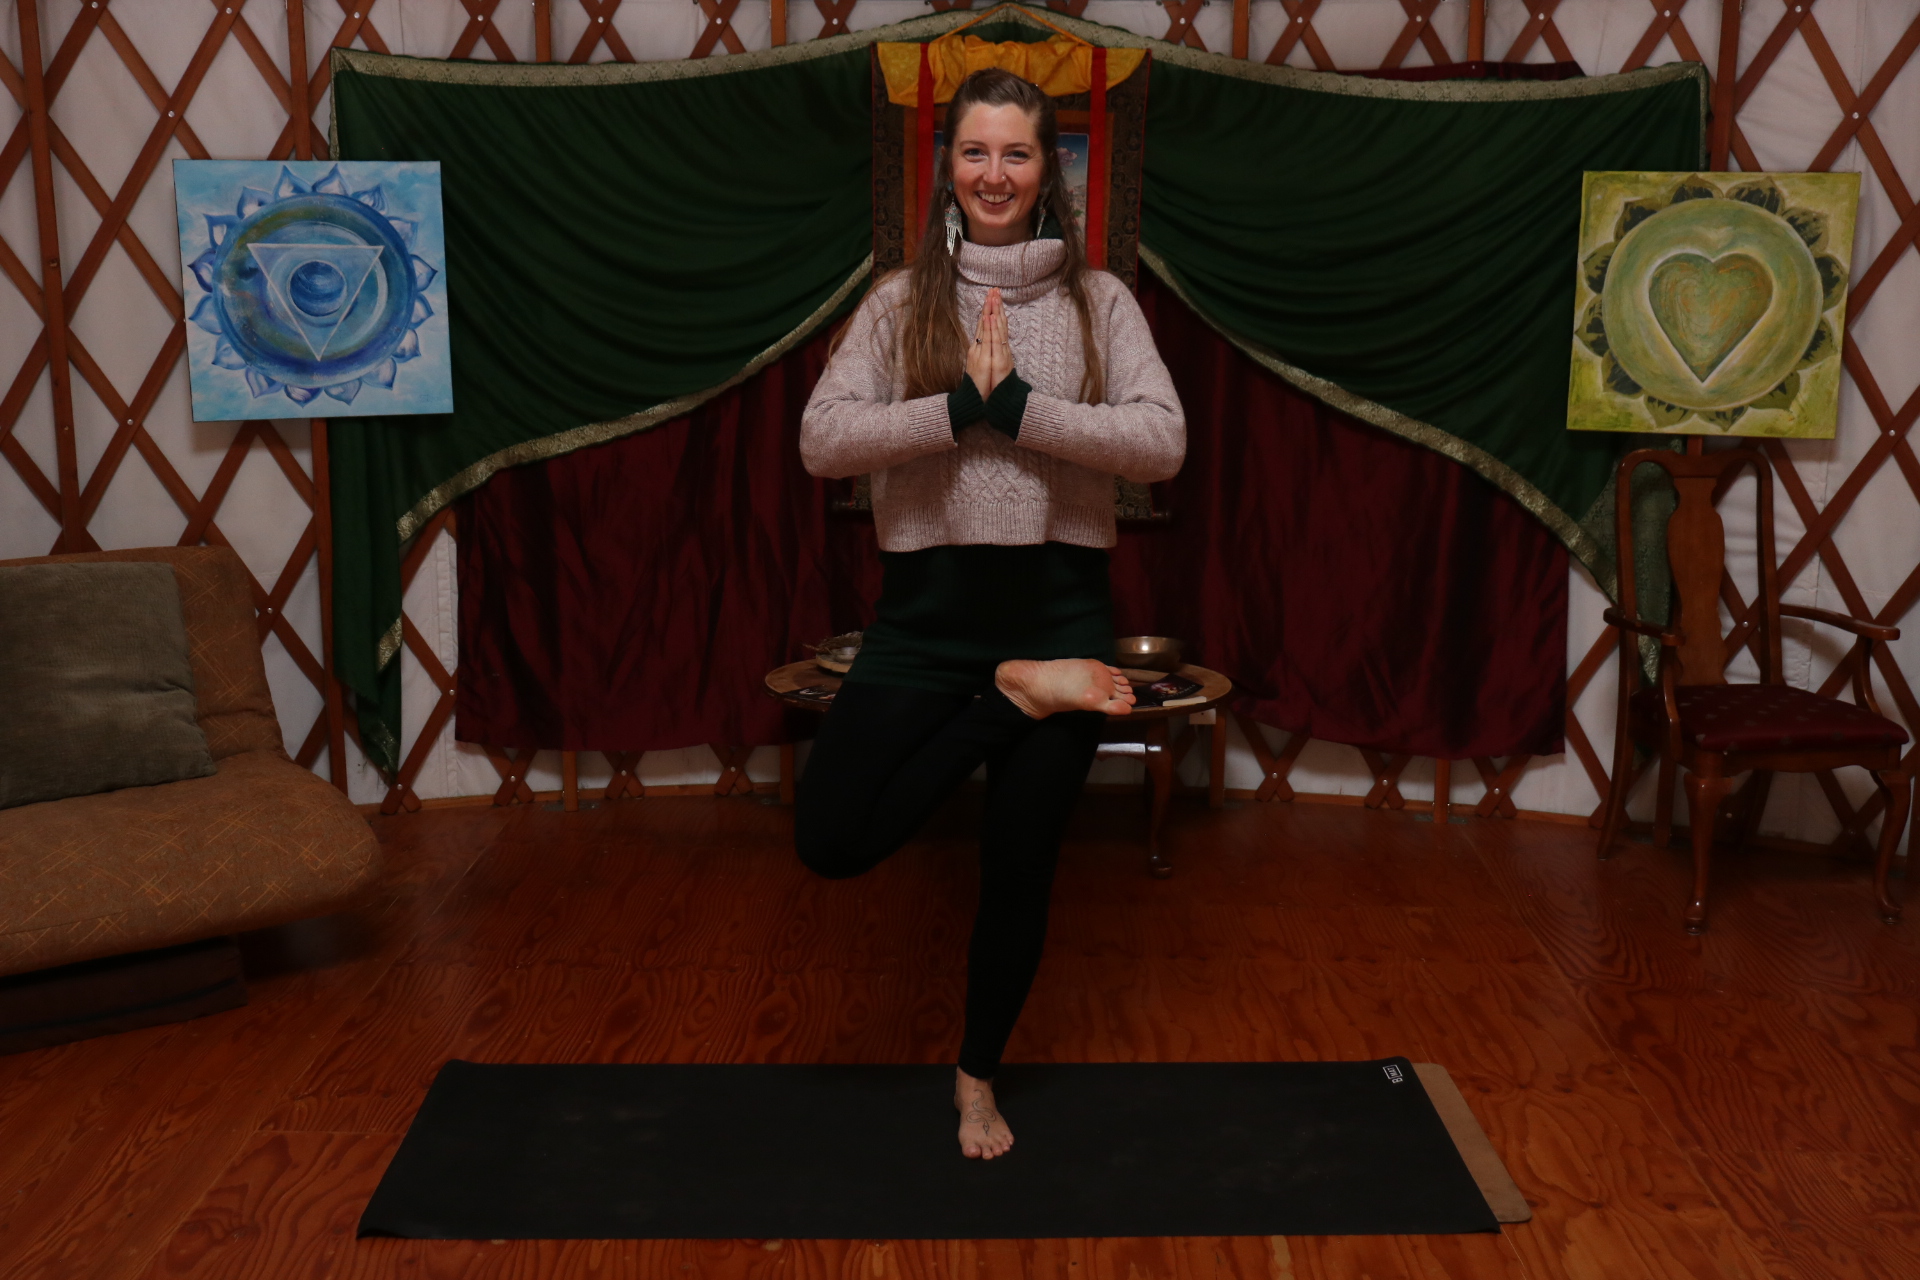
765, 660, 1234, 878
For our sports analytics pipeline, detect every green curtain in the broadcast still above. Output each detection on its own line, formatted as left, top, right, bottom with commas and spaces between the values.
329, 40, 894, 767
1140, 57, 1703, 576
327, 4, 1703, 772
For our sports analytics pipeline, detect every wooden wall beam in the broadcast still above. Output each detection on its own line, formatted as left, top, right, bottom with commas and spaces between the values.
288, 0, 311, 160
17, 0, 81, 553
815, 0, 857, 38
1467, 0, 1484, 62
1232, 0, 1249, 59
691, 0, 745, 58
1709, 0, 1741, 170
771, 0, 786, 47
1162, 0, 1208, 51
289, 0, 346, 790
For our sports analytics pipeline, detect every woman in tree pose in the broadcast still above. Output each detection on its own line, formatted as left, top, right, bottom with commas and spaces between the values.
797, 67, 1185, 1160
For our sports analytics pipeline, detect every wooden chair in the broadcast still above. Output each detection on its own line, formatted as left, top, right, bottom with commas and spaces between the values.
1594, 447, 1910, 932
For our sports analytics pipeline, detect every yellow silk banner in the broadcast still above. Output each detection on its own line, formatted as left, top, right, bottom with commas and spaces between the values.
875, 34, 1145, 107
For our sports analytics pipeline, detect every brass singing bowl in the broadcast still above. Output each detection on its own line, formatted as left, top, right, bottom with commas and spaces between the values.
1114, 635, 1182, 675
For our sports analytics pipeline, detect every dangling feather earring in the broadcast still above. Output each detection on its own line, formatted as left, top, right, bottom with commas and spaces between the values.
1034, 201, 1046, 237
945, 192, 962, 256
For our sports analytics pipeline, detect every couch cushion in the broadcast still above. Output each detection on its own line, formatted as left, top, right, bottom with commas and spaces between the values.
1631, 682, 1911, 753
0, 749, 381, 977
0, 547, 283, 759
0, 562, 217, 810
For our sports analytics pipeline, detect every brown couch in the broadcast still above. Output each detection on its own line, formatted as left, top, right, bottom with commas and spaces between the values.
0, 546, 381, 983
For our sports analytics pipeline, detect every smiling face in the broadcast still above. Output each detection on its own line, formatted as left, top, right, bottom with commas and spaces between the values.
950, 101, 1047, 247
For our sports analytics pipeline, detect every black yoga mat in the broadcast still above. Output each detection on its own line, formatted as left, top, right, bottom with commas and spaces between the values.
359, 1058, 1500, 1239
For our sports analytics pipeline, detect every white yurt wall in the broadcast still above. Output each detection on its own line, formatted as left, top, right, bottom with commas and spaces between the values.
2, 0, 1915, 856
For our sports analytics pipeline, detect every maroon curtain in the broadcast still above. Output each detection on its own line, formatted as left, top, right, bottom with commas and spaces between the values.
455, 333, 881, 752
457, 272, 1565, 759
1112, 274, 1565, 758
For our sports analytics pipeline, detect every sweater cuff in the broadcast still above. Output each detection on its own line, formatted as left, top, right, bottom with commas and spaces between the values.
905, 393, 962, 457
1012, 390, 1073, 455
948, 374, 986, 439
985, 371, 1030, 440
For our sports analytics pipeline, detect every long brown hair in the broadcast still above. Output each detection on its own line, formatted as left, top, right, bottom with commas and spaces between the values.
892, 68, 1105, 404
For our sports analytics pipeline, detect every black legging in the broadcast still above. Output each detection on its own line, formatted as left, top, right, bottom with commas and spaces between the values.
795, 681, 1105, 1079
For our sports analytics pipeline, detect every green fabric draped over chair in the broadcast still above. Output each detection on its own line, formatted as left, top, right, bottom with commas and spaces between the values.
328, 4, 1703, 771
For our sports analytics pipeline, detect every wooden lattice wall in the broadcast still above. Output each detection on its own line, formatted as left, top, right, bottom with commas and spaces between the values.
3, 0, 1916, 850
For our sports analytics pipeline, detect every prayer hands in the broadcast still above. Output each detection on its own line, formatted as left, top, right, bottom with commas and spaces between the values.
965, 288, 1014, 398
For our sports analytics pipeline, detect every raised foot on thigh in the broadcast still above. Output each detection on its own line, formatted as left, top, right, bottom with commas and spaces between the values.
955, 1068, 1014, 1159
995, 658, 1135, 719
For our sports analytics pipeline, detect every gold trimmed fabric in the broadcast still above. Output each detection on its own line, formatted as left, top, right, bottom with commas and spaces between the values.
334, 5, 1700, 584
391, 255, 872, 548
375, 615, 404, 679
1138, 247, 1613, 593
325, 1, 1150, 157
1154, 47, 1706, 113
375, 255, 872, 671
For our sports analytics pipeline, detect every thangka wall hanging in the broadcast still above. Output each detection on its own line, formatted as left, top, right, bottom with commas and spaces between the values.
173, 159, 451, 421
1567, 170, 1858, 438
870, 22, 1148, 286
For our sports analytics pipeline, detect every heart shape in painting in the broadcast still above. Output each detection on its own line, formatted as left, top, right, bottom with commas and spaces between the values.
1648, 252, 1773, 382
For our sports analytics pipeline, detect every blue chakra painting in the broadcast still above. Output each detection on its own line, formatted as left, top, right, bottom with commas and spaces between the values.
173, 160, 451, 421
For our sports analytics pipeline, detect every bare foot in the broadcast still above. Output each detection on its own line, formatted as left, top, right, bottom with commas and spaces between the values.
995, 659, 1136, 719
955, 1068, 1014, 1159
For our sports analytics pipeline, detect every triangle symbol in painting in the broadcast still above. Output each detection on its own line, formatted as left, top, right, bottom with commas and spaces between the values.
248, 242, 385, 360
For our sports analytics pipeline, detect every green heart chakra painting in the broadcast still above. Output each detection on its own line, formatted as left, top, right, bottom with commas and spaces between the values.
1567, 170, 1858, 438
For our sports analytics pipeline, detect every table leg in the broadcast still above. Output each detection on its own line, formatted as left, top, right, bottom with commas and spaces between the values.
1144, 720, 1173, 878
1207, 711, 1227, 808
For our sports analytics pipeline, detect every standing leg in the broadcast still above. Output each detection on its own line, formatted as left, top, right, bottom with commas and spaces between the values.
951, 699, 1104, 1157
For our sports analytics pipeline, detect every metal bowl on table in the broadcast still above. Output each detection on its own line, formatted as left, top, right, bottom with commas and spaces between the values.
1114, 635, 1182, 677
806, 631, 863, 674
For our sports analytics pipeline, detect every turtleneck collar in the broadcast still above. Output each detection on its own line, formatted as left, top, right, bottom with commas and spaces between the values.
955, 237, 1066, 305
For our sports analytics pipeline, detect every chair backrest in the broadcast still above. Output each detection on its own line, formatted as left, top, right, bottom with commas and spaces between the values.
0, 545, 284, 760
1614, 447, 1781, 688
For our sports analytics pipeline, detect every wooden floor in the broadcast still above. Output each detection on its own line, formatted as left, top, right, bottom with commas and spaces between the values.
1, 789, 1915, 1280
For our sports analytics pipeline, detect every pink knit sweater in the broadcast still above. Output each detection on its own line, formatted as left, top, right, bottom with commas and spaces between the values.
800, 239, 1185, 551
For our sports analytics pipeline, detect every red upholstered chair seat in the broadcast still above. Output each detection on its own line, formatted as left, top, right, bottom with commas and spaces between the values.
1631, 682, 1910, 753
